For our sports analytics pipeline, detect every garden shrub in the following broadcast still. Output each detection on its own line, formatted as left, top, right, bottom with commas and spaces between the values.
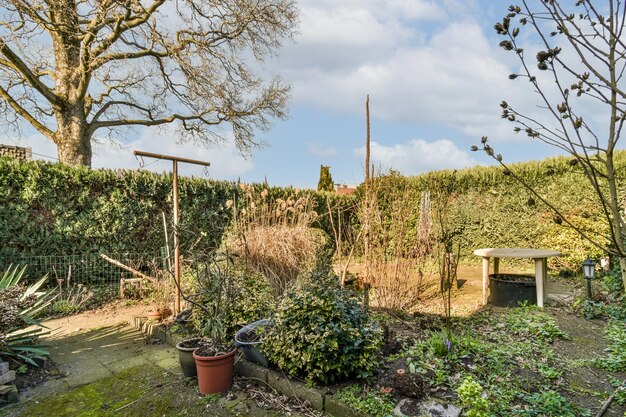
0, 158, 353, 279
190, 267, 275, 336
457, 376, 489, 417
261, 276, 383, 383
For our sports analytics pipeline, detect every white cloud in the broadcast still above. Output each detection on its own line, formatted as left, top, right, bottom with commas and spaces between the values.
286, 21, 518, 138
307, 142, 337, 157
1, 126, 253, 180
353, 139, 476, 175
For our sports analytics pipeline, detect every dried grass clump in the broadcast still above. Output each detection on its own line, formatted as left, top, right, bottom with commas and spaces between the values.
226, 186, 329, 298
231, 224, 321, 297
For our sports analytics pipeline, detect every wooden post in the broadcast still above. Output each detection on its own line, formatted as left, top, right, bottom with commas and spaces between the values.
364, 95, 371, 286
172, 160, 180, 313
133, 150, 210, 314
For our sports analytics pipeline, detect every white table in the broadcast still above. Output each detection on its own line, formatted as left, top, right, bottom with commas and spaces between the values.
473, 248, 562, 308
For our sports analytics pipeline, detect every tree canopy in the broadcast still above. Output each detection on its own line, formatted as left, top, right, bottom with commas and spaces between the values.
0, 0, 297, 166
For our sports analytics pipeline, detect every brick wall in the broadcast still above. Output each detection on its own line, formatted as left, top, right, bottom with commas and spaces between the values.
0, 145, 32, 161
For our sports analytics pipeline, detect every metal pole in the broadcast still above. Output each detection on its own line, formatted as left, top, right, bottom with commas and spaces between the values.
586, 278, 592, 300
173, 160, 181, 314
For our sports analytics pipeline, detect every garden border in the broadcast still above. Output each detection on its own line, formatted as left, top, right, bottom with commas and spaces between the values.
131, 317, 372, 417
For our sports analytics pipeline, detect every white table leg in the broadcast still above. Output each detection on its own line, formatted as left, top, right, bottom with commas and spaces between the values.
534, 258, 544, 308
493, 257, 500, 274
482, 257, 490, 305
542, 258, 548, 304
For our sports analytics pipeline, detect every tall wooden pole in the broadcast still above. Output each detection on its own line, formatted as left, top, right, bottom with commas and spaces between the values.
172, 160, 180, 313
133, 150, 210, 314
364, 95, 371, 286
365, 95, 371, 184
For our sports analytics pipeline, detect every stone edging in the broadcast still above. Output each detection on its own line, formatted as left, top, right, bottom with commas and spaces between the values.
131, 317, 371, 417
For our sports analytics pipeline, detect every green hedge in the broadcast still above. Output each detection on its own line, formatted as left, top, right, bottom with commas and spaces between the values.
2, 151, 622, 275
354, 153, 626, 271
0, 158, 354, 265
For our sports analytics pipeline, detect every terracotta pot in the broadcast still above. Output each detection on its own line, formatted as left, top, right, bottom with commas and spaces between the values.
146, 311, 162, 321
158, 307, 173, 321
193, 348, 237, 394
176, 338, 202, 378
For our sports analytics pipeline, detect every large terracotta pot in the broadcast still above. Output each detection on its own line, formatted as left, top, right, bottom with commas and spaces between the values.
193, 348, 237, 394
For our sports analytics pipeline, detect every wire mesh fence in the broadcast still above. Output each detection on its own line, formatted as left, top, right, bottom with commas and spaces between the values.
0, 249, 169, 288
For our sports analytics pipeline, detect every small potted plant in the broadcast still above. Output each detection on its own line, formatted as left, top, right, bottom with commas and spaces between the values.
147, 277, 172, 321
184, 253, 239, 394
175, 337, 203, 377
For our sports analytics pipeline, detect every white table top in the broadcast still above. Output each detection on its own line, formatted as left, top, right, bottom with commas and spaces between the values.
473, 247, 562, 259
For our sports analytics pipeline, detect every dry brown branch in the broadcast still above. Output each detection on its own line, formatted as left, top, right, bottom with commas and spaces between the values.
99, 253, 157, 284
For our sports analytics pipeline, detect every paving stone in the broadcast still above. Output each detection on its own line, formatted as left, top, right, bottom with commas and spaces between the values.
63, 361, 112, 388
0, 371, 15, 384
0, 384, 18, 403
266, 370, 324, 410
155, 355, 180, 372
103, 355, 149, 374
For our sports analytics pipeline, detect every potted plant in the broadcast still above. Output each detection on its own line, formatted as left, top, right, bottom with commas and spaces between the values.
147, 277, 172, 321
175, 337, 203, 377
184, 254, 239, 394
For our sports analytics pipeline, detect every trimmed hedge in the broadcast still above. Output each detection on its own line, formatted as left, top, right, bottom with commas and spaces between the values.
2, 150, 623, 274
0, 158, 354, 264
353, 152, 626, 270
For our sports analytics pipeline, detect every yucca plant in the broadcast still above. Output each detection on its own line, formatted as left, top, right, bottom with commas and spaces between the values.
0, 265, 55, 365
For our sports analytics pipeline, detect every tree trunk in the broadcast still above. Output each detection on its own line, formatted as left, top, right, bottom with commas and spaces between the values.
54, 106, 92, 167
620, 257, 626, 291
49, 0, 91, 167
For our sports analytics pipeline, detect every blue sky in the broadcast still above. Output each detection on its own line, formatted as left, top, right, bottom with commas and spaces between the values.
3, 0, 591, 187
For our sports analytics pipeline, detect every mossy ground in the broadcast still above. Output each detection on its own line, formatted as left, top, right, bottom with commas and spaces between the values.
6, 365, 292, 417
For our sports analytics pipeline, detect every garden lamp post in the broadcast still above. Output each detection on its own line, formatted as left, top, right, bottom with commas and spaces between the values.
582, 258, 596, 300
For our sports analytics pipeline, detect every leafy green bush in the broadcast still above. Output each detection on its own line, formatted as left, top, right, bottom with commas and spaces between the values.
520, 390, 586, 417
190, 266, 275, 336
457, 376, 489, 417
0, 158, 353, 279
262, 276, 383, 383
596, 320, 626, 372
335, 385, 395, 417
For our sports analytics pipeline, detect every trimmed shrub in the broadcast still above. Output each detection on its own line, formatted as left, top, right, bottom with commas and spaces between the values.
262, 276, 383, 383
0, 158, 354, 279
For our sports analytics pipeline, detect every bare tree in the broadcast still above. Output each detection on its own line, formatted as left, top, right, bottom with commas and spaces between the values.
474, 1, 626, 288
0, 0, 297, 166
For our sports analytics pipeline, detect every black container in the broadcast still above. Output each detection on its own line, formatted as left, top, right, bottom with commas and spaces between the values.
489, 274, 537, 307
176, 337, 202, 377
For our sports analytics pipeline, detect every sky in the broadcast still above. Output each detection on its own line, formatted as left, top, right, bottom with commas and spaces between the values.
1, 0, 600, 188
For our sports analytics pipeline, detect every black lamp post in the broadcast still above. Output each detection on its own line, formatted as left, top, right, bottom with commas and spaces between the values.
582, 258, 596, 299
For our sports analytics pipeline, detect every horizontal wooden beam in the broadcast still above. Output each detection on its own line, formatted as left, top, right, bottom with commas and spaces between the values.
133, 150, 211, 167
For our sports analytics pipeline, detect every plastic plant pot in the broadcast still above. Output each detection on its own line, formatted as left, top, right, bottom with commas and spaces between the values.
193, 348, 237, 394
234, 319, 271, 367
489, 274, 537, 307
176, 337, 202, 377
